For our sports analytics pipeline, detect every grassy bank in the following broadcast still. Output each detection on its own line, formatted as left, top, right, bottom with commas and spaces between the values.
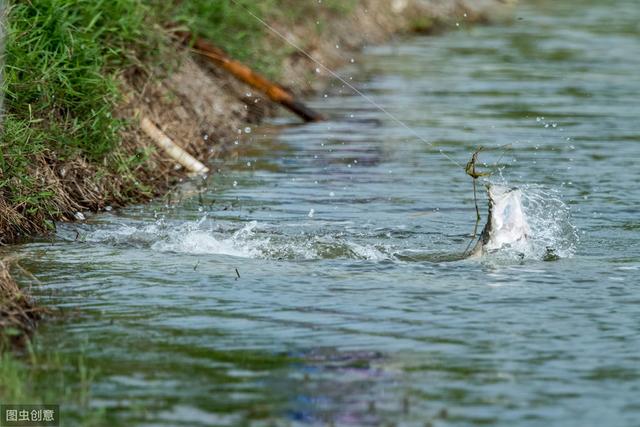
1, 0, 352, 242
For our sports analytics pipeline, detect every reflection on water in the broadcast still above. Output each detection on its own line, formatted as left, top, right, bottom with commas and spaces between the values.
15, 0, 640, 425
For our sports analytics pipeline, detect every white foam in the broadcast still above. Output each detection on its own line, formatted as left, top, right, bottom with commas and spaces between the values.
80, 218, 390, 261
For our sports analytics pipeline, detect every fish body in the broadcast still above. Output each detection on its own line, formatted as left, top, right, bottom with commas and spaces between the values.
469, 185, 530, 257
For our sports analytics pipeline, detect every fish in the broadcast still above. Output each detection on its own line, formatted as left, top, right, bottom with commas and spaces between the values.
468, 184, 531, 258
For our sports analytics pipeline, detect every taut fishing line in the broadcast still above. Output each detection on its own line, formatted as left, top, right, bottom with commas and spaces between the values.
228, 0, 467, 171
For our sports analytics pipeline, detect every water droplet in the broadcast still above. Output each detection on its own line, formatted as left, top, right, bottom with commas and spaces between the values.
308, 209, 315, 218
329, 191, 335, 197
233, 181, 238, 187
244, 127, 252, 133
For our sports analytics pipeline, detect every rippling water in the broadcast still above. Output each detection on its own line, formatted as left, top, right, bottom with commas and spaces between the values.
12, 0, 640, 425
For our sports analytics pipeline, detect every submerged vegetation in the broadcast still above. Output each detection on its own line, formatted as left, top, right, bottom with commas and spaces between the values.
0, 342, 107, 425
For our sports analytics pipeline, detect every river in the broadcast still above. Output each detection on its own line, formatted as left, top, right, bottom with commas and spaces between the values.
14, 0, 640, 425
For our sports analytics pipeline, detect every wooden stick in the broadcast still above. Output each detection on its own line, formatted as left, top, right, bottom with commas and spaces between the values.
140, 117, 209, 174
175, 31, 325, 123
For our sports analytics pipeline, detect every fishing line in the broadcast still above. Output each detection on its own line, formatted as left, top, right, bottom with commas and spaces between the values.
228, 0, 466, 171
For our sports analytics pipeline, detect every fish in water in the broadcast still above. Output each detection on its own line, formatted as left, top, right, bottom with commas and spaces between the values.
469, 184, 531, 258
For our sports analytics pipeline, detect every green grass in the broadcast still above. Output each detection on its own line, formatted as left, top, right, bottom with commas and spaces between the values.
3, 0, 156, 160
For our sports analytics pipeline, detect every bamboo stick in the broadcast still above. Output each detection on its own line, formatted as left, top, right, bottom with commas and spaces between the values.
175, 31, 326, 123
140, 117, 209, 174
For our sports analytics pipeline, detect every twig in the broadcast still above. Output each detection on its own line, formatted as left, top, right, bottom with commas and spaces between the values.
140, 117, 209, 174
172, 30, 326, 123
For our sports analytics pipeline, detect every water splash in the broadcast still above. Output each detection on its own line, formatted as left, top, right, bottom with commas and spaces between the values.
67, 181, 577, 264
520, 184, 579, 259
71, 217, 391, 261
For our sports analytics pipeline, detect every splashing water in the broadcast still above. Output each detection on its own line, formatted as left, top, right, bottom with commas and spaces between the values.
67, 183, 577, 264
519, 184, 579, 259
68, 217, 392, 261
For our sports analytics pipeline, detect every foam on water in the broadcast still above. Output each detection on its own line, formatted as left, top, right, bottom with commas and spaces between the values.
73, 217, 392, 261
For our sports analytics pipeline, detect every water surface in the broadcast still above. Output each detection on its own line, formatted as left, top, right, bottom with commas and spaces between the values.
15, 0, 640, 425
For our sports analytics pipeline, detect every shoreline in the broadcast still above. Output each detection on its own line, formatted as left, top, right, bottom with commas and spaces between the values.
0, 0, 514, 344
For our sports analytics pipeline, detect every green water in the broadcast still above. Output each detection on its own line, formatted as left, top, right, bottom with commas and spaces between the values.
12, 0, 640, 425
